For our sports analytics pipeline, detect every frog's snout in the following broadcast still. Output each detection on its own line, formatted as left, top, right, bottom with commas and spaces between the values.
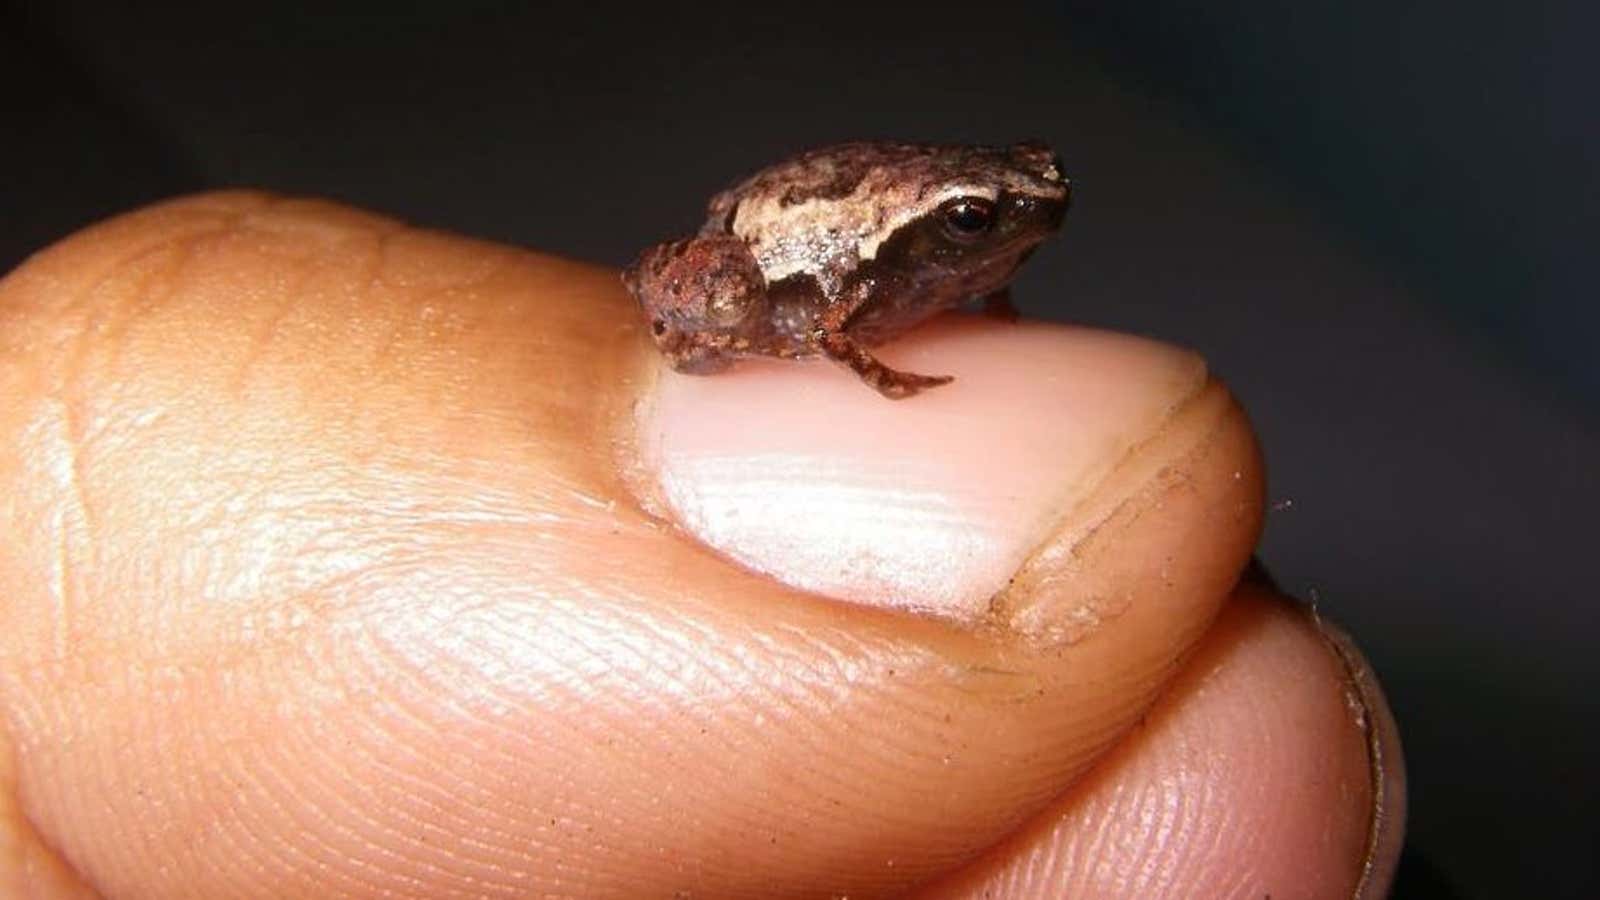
1049, 181, 1070, 227
1008, 190, 1069, 234
1046, 150, 1068, 184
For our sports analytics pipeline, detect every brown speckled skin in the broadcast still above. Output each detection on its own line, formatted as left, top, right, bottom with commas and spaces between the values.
624, 141, 1070, 398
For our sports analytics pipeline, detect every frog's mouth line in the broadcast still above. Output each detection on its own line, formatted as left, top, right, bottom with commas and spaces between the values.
971, 231, 1056, 273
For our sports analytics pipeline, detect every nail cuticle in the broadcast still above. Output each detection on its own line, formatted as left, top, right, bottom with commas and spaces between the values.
992, 378, 1255, 645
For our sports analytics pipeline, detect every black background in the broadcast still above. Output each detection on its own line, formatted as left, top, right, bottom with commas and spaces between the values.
4, 1, 1595, 896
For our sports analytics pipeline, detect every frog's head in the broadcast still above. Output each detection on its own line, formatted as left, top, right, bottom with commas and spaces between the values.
622, 236, 768, 373
867, 141, 1071, 281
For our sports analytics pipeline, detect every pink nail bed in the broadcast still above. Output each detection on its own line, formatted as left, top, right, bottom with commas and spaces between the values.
638, 317, 1204, 619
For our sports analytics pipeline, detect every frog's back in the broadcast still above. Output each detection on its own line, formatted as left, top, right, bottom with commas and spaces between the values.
701, 140, 1066, 291
703, 143, 969, 287
703, 142, 934, 231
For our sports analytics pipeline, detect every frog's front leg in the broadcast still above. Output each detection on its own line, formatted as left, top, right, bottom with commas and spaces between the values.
813, 288, 954, 399
981, 287, 1020, 322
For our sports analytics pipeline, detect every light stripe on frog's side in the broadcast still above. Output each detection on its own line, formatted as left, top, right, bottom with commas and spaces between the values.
730, 182, 1002, 285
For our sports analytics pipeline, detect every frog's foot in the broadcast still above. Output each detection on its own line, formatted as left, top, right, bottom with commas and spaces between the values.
871, 368, 956, 399
981, 288, 1020, 323
818, 331, 953, 399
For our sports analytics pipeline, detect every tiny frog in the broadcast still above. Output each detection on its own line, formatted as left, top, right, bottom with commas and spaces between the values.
622, 141, 1071, 398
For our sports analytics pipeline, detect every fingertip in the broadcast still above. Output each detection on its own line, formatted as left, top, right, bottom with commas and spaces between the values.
921, 584, 1405, 899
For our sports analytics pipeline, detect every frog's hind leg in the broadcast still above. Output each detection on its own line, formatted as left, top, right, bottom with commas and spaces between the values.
817, 331, 952, 399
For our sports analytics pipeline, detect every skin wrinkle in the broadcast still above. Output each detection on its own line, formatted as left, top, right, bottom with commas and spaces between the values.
362, 299, 413, 386
355, 234, 467, 386
3, 717, 105, 900
610, 610, 982, 888
3, 790, 27, 893
50, 226, 221, 324
664, 629, 870, 811
356, 223, 400, 302
371, 231, 519, 298
42, 397, 91, 667
172, 199, 440, 404
31, 228, 248, 668
23, 532, 442, 893
201, 642, 419, 898
290, 745, 462, 897
351, 599, 727, 885
210, 488, 587, 670
84, 515, 947, 883
87, 242, 193, 383
235, 198, 404, 260
192, 751, 296, 900
227, 269, 299, 399
242, 748, 400, 900
742, 650, 951, 826
337, 651, 544, 890
116, 661, 218, 891
235, 253, 355, 398
49, 242, 117, 655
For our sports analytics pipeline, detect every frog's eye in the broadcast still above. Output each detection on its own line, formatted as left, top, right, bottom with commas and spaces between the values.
651, 319, 668, 336
939, 197, 997, 240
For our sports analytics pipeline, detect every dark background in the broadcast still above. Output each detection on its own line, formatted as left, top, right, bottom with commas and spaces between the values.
4, 1, 1594, 896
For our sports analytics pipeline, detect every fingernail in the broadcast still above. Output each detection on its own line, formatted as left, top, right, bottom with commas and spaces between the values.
1312, 612, 1409, 899
634, 315, 1208, 620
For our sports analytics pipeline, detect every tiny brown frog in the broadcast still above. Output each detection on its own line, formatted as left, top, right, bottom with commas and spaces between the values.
623, 141, 1070, 398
